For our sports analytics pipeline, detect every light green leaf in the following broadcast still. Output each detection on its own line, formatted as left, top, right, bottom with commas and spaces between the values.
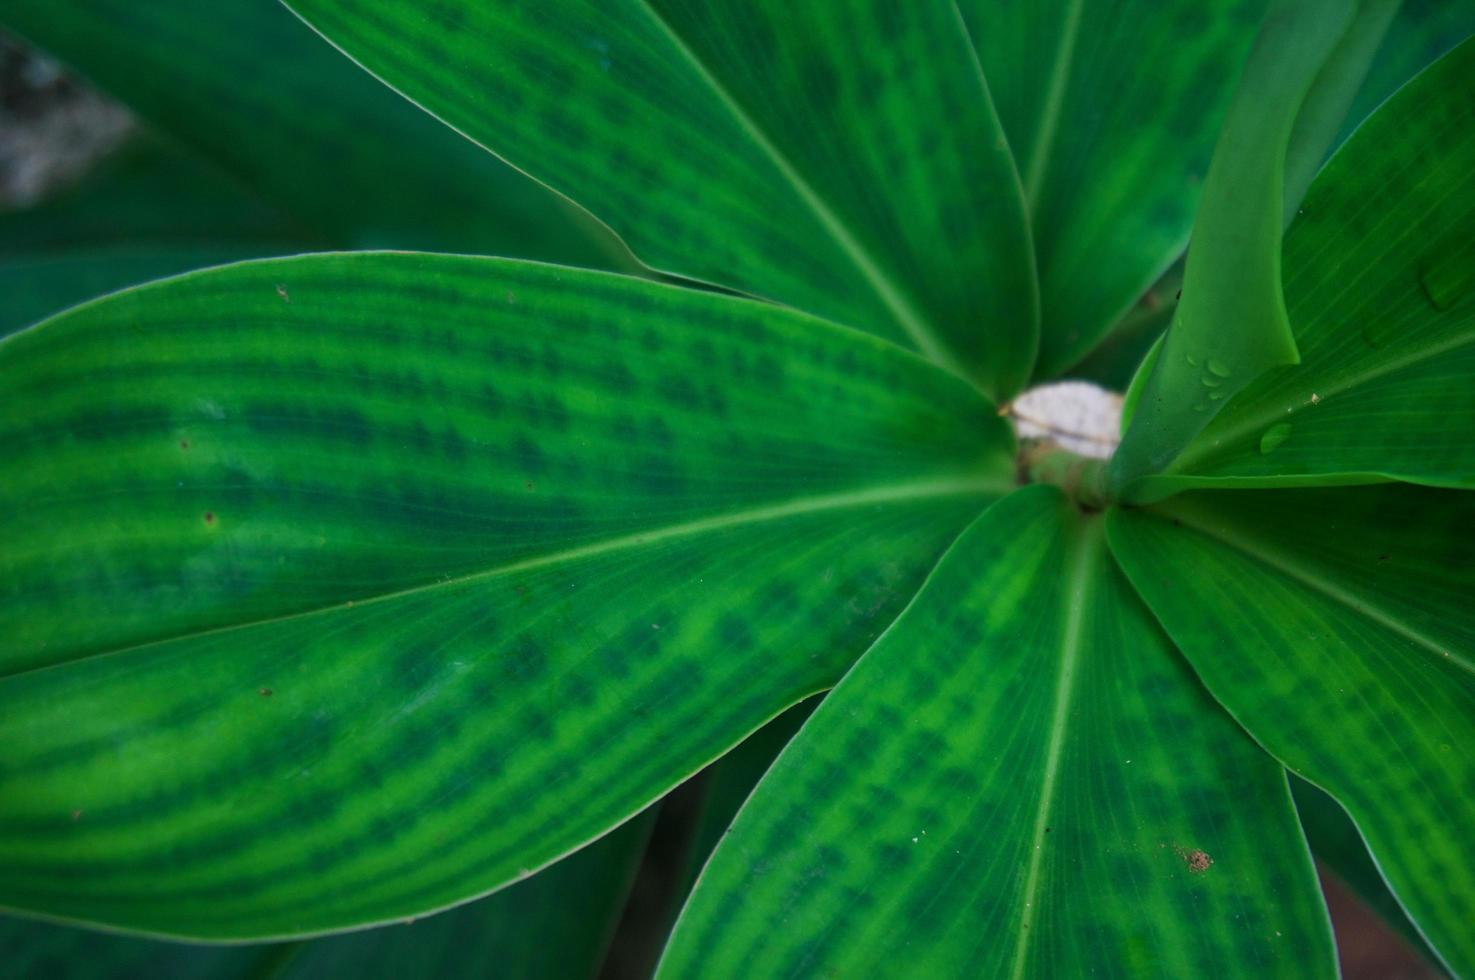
1108, 484, 1475, 975
283, 0, 1038, 399
1128, 36, 1475, 501
660, 486, 1333, 978
1109, 0, 1364, 493
0, 0, 621, 265
0, 253, 1012, 939
964, 0, 1266, 380
0, 814, 651, 978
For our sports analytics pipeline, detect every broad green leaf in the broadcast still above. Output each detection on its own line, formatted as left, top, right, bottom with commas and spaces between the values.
1107, 484, 1475, 975
1290, 778, 1440, 967
0, 253, 1013, 938
0, 814, 651, 978
0, 0, 621, 265
1109, 0, 1363, 492
1128, 37, 1475, 501
283, 0, 1039, 399
661, 487, 1333, 978
964, 0, 1265, 379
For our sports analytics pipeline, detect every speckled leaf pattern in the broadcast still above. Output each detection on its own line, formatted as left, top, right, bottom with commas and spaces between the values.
0, 814, 651, 979
1108, 484, 1475, 975
1135, 37, 1475, 499
0, 253, 1014, 938
0, 0, 620, 265
1110, 0, 1361, 492
283, 0, 1039, 399
964, 0, 1266, 379
661, 487, 1334, 978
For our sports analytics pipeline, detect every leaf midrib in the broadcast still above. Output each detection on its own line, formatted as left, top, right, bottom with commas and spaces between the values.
1007, 514, 1100, 980
1166, 502, 1475, 678
632, 1, 963, 377
1021, 0, 1084, 213
5, 475, 1009, 683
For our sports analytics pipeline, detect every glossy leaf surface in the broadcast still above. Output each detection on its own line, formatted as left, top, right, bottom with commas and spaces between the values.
1109, 484, 1475, 975
0, 0, 619, 264
0, 254, 1012, 938
965, 0, 1265, 379
284, 0, 1038, 398
1135, 36, 1475, 500
1110, 0, 1361, 491
0, 815, 650, 978
662, 487, 1333, 978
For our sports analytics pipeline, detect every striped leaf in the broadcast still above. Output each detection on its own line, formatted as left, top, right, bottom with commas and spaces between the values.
283, 0, 1038, 399
1130, 36, 1475, 500
0, 0, 620, 265
0, 814, 651, 978
0, 253, 1013, 938
964, 0, 1266, 379
1108, 483, 1475, 975
661, 487, 1333, 978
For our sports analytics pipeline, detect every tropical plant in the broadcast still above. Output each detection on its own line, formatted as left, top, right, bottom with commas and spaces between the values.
1, 0, 1473, 977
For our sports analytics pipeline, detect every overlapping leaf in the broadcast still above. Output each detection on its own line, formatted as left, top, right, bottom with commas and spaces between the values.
1127, 36, 1475, 500
0, 0, 620, 264
662, 487, 1333, 978
0, 815, 650, 978
1110, 0, 1370, 491
964, 0, 1266, 379
1109, 484, 1475, 975
283, 0, 1038, 398
0, 253, 1013, 938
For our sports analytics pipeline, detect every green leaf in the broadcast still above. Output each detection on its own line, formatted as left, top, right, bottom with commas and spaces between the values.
282, 0, 1038, 399
0, 0, 621, 265
964, 0, 1266, 379
0, 253, 1012, 939
1341, 0, 1475, 145
1127, 36, 1475, 501
0, 815, 652, 978
660, 487, 1333, 978
1109, 0, 1366, 493
0, 138, 310, 337
1290, 778, 1441, 967
1107, 484, 1475, 975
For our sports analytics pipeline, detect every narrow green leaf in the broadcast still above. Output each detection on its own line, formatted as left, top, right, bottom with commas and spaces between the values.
0, 0, 621, 264
1340, 0, 1475, 145
1128, 37, 1475, 500
660, 487, 1333, 978
1107, 484, 1475, 975
0, 815, 652, 978
0, 253, 1012, 939
1108, 0, 1361, 492
964, 0, 1266, 379
283, 0, 1039, 398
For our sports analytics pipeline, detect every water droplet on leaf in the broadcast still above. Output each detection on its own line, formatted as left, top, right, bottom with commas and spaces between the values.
1259, 423, 1293, 454
1206, 359, 1231, 378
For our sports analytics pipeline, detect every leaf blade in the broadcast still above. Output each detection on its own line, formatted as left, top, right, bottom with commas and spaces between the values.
282, 0, 1038, 396
1132, 36, 1475, 499
0, 253, 1010, 939
1108, 484, 1475, 975
660, 487, 1334, 977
